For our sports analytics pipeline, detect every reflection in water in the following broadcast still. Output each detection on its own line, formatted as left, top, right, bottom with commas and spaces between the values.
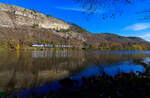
72, 62, 146, 79
0, 50, 149, 96
32, 51, 52, 58
32, 50, 74, 58
0, 50, 87, 93
142, 57, 150, 65
90, 51, 150, 55
104, 63, 145, 76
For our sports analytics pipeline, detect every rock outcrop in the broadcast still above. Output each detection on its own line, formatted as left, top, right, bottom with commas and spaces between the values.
0, 3, 70, 30
0, 3, 149, 50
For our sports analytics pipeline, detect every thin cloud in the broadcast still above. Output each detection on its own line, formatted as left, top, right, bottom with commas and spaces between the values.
124, 23, 150, 31
139, 33, 150, 41
55, 6, 86, 12
55, 6, 105, 14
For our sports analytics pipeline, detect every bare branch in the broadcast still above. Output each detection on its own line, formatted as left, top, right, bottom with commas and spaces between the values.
74, 0, 149, 19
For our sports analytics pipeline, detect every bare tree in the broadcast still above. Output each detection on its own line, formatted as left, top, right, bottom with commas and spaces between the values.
74, 0, 149, 19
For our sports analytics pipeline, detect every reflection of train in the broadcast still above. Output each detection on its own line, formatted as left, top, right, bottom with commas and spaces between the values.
32, 51, 73, 58
32, 51, 52, 58
32, 44, 73, 48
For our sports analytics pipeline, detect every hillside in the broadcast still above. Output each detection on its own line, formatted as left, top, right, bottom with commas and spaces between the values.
0, 3, 149, 50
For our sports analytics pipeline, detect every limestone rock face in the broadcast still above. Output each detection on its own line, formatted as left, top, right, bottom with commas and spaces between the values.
0, 3, 88, 42
0, 3, 148, 49
0, 3, 70, 30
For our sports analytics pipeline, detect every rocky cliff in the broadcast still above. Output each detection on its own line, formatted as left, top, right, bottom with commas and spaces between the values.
0, 3, 70, 30
0, 3, 149, 50
0, 3, 88, 47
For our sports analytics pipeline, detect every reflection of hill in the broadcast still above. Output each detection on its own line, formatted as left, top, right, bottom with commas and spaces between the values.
86, 51, 149, 66
0, 50, 88, 92
0, 70, 69, 92
0, 50, 149, 92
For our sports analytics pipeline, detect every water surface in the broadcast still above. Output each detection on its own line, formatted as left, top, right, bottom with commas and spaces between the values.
0, 50, 149, 95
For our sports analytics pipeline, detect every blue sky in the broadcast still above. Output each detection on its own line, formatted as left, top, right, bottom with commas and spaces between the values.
1, 0, 150, 41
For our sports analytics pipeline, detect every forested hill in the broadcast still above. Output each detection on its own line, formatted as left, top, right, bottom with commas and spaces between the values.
0, 3, 149, 50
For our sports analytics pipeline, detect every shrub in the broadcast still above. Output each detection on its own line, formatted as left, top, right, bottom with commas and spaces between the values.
16, 44, 20, 50
30, 8, 37, 13
32, 23, 39, 28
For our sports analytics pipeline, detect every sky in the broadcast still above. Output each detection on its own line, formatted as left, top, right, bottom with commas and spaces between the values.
1, 0, 150, 41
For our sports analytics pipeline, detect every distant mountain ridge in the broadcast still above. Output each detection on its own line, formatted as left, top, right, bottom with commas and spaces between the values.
0, 3, 149, 50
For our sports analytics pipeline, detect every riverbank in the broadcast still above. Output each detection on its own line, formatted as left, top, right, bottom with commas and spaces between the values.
0, 45, 150, 52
